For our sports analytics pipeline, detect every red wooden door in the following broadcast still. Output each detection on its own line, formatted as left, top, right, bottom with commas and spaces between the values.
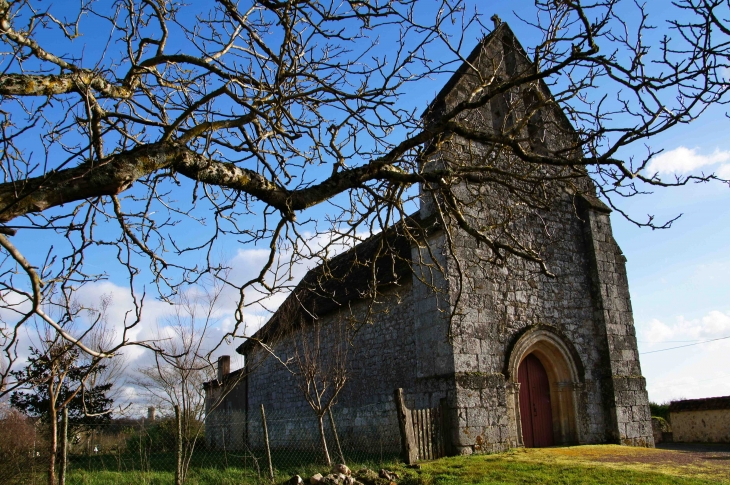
518, 354, 554, 447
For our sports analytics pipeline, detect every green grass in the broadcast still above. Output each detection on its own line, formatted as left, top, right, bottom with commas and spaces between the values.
400, 453, 721, 485
649, 402, 671, 422
3, 445, 727, 485
65, 468, 262, 485
1, 448, 401, 485
63, 448, 398, 479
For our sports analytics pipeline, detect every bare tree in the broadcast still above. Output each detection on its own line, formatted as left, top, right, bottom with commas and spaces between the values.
290, 309, 349, 467
0, 0, 728, 383
133, 281, 224, 484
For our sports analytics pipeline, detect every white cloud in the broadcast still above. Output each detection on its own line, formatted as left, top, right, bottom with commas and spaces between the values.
642, 318, 675, 344
641, 310, 730, 403
220, 228, 367, 330
647, 146, 730, 175
641, 310, 730, 344
72, 281, 178, 362
716, 163, 730, 180
647, 372, 730, 403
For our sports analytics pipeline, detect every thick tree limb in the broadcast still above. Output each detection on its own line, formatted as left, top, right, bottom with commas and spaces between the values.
0, 142, 284, 222
0, 73, 134, 98
0, 116, 710, 225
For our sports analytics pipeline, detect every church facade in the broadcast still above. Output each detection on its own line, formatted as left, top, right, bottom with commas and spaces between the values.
204, 23, 654, 455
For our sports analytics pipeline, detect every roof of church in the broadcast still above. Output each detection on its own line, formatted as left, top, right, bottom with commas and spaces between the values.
422, 22, 514, 119
236, 213, 433, 355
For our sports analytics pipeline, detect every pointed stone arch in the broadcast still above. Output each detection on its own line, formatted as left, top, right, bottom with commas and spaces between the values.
506, 327, 583, 446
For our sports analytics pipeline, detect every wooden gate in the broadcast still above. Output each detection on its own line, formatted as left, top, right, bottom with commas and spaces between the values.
410, 406, 446, 461
394, 388, 447, 463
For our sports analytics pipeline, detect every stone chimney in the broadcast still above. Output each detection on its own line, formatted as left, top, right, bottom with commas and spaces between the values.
491, 14, 502, 29
217, 355, 230, 383
147, 406, 156, 421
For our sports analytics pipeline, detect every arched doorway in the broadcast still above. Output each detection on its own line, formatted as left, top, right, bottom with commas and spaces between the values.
518, 354, 554, 447
507, 328, 583, 447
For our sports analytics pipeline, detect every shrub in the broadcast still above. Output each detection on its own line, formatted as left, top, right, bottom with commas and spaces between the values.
0, 409, 45, 482
124, 417, 207, 456
649, 402, 670, 422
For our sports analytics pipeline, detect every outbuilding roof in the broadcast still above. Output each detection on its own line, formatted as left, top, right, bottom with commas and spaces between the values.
669, 396, 730, 413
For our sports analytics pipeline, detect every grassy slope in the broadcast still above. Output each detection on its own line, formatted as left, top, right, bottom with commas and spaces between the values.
400, 446, 728, 485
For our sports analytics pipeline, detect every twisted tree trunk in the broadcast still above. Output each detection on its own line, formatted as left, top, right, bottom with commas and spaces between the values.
318, 414, 331, 467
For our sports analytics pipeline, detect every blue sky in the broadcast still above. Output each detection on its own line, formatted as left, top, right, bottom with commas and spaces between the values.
3, 1, 729, 407
610, 110, 730, 402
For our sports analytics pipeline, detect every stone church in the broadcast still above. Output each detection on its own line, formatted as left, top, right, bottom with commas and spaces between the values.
204, 22, 654, 455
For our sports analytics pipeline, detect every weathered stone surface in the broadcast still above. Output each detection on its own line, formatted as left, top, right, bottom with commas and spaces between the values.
456, 445, 473, 456
671, 407, 730, 443
319, 473, 361, 485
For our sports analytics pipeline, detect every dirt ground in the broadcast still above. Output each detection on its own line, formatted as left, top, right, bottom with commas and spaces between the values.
506, 443, 730, 483
589, 442, 730, 465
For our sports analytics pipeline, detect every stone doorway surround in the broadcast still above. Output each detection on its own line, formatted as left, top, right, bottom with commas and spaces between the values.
507, 327, 583, 447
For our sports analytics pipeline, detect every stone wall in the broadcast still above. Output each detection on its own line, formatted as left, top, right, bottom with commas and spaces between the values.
204, 369, 247, 449
671, 410, 730, 443
439, 190, 625, 452
242, 281, 454, 452
420, 24, 653, 452
579, 199, 654, 447
670, 396, 730, 443
651, 417, 670, 444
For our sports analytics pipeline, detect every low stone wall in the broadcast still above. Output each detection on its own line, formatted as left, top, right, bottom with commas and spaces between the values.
669, 396, 730, 443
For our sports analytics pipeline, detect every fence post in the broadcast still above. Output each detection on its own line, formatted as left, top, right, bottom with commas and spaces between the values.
394, 388, 417, 464
174, 404, 183, 485
59, 407, 68, 485
260, 404, 274, 482
328, 409, 345, 465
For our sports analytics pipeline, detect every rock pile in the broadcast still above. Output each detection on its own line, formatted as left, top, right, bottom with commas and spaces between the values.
293, 464, 400, 485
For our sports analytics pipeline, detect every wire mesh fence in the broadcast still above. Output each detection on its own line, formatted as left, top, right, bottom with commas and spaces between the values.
0, 403, 404, 484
